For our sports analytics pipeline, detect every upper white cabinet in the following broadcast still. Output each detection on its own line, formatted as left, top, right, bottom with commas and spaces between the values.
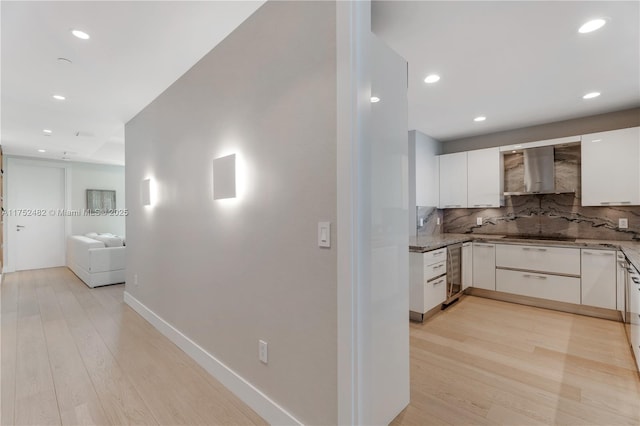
581, 127, 640, 206
438, 152, 467, 208
467, 147, 503, 208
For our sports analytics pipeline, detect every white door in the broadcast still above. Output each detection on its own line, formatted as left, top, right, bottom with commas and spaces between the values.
7, 162, 66, 271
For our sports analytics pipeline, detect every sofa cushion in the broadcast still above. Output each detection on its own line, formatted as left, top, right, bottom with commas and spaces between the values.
93, 234, 124, 247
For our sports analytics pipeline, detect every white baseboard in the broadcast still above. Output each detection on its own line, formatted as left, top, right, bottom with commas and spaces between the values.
124, 291, 303, 426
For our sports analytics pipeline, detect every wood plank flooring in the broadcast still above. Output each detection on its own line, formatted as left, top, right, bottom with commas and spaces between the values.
0, 267, 266, 426
4, 268, 640, 425
392, 295, 640, 425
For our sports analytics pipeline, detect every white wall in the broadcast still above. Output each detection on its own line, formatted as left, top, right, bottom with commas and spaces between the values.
69, 162, 125, 236
124, 2, 336, 424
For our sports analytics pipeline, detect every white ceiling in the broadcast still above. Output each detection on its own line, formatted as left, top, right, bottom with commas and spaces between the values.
3, 1, 638, 165
372, 0, 640, 141
1, 1, 264, 165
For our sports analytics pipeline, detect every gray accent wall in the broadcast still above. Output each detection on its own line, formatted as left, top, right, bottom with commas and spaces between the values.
125, 2, 337, 424
441, 107, 640, 153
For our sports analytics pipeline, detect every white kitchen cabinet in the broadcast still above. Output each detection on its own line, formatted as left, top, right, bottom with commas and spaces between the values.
629, 265, 640, 371
581, 126, 640, 206
410, 249, 447, 320
462, 242, 473, 290
438, 152, 467, 208
617, 252, 627, 314
467, 147, 503, 208
495, 244, 581, 276
581, 249, 616, 309
472, 242, 495, 290
496, 269, 581, 304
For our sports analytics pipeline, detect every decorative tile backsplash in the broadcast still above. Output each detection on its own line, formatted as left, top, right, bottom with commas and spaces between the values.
416, 206, 443, 237
443, 193, 640, 240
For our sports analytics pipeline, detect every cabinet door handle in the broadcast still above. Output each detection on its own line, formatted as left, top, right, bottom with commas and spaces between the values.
444, 204, 461, 208
584, 251, 614, 256
600, 201, 631, 205
473, 204, 493, 207
474, 243, 494, 248
433, 264, 445, 269
523, 274, 547, 280
632, 277, 639, 284
433, 279, 445, 286
522, 247, 547, 252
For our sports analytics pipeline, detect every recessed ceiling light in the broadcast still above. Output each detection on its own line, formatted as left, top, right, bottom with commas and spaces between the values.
512, 150, 516, 153
370, 96, 380, 103
43, 129, 52, 134
71, 29, 90, 40
38, 149, 46, 153
578, 19, 606, 34
424, 74, 440, 84
474, 116, 486, 122
583, 92, 601, 99
52, 94, 66, 101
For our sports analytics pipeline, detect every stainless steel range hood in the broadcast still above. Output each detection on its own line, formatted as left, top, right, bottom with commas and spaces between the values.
503, 145, 577, 196
524, 146, 554, 193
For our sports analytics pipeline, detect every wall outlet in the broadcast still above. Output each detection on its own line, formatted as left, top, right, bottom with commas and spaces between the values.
619, 218, 629, 229
476, 217, 483, 226
436, 217, 441, 225
258, 340, 268, 364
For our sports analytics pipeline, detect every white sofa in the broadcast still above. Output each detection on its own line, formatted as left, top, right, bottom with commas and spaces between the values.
67, 235, 126, 288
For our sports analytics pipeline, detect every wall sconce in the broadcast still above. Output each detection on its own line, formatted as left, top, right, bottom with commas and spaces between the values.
213, 154, 236, 200
141, 178, 151, 206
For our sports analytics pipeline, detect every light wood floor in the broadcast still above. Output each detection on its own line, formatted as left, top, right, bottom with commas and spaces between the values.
0, 267, 267, 426
393, 295, 640, 425
4, 268, 640, 426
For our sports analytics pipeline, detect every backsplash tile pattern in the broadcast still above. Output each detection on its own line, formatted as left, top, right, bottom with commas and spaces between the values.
443, 194, 640, 241
416, 206, 443, 237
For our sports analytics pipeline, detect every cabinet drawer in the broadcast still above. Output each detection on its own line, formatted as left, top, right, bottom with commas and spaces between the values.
424, 248, 446, 266
424, 260, 446, 281
496, 244, 580, 275
496, 269, 581, 304
424, 275, 447, 312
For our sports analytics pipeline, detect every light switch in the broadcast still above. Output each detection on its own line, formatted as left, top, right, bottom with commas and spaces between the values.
619, 218, 629, 229
318, 222, 331, 248
476, 217, 483, 226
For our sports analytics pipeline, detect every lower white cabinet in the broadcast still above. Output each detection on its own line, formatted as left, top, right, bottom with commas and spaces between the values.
462, 242, 473, 290
581, 249, 616, 309
496, 269, 581, 304
410, 251, 447, 318
472, 243, 495, 290
495, 244, 580, 276
629, 265, 640, 371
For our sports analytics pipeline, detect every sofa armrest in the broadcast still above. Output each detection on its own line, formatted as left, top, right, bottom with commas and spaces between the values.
89, 246, 126, 273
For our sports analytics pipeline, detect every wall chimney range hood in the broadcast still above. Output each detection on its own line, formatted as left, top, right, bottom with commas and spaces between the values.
503, 144, 579, 196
